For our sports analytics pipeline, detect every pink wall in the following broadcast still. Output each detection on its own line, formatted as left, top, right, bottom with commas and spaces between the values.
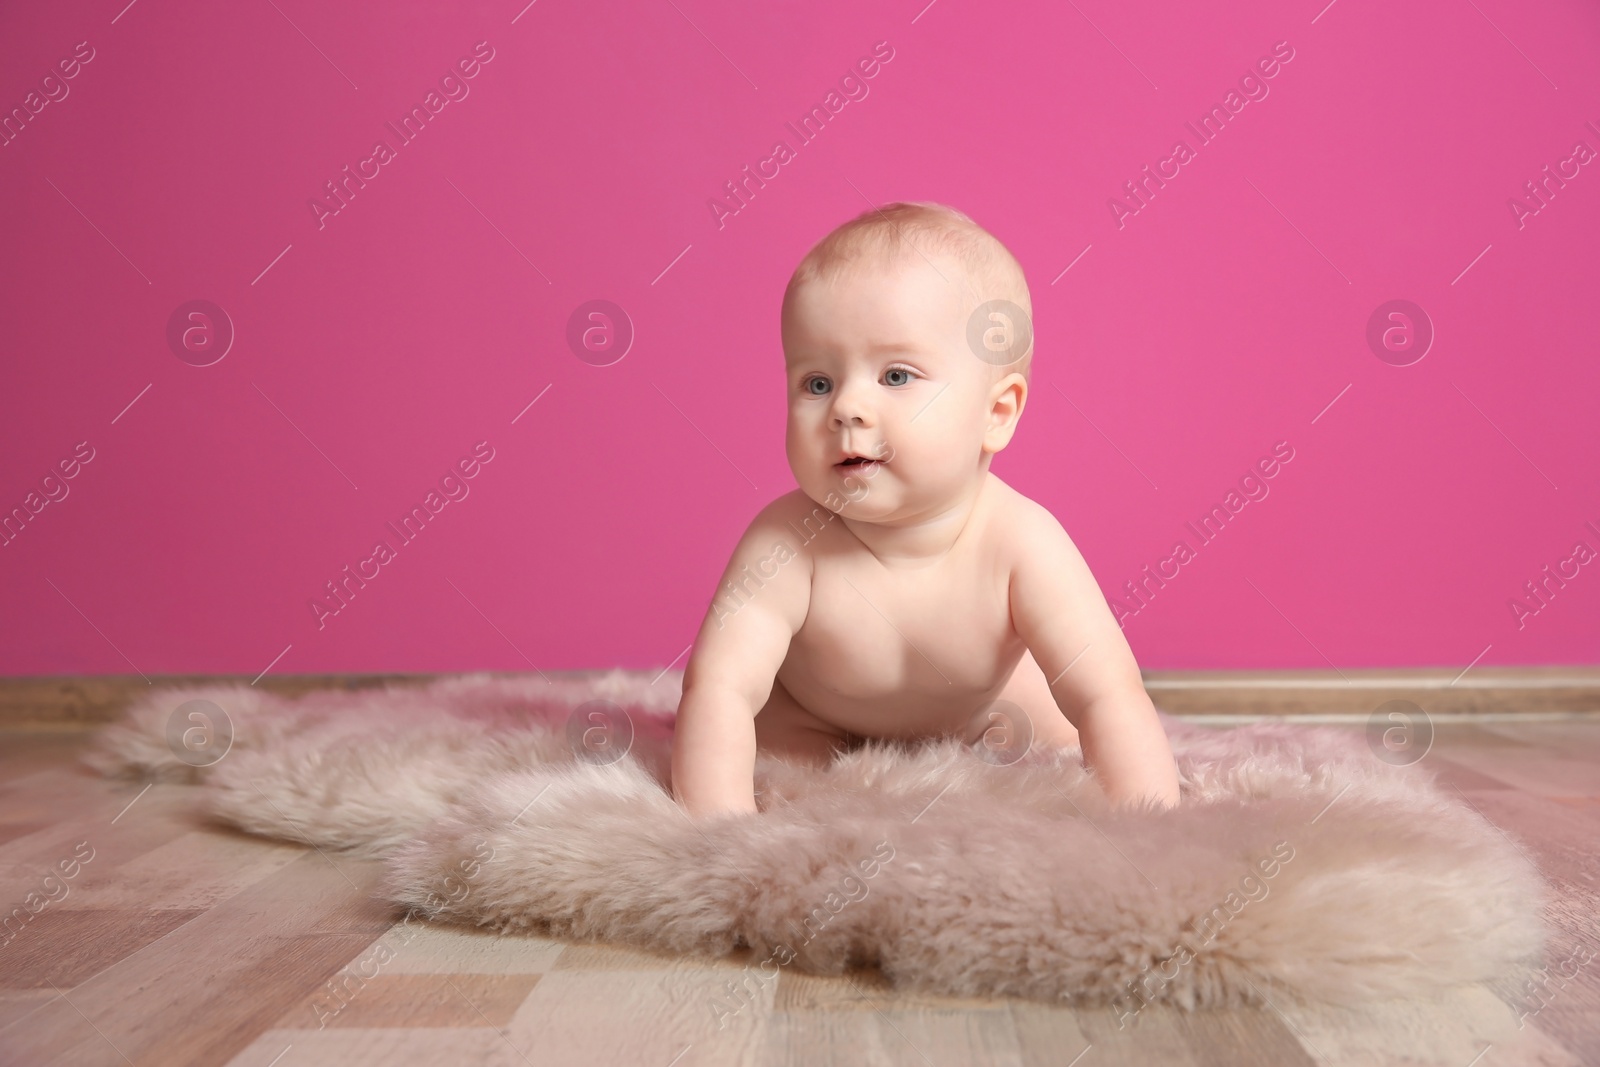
2, 0, 1597, 678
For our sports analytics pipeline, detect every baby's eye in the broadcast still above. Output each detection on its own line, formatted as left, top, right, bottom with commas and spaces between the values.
802, 376, 832, 396
884, 366, 915, 387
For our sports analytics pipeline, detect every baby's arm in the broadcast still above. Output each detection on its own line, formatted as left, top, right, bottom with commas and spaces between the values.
1008, 502, 1180, 809
671, 500, 811, 819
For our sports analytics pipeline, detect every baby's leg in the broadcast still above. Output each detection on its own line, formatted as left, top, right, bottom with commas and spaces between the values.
994, 647, 1082, 750
753, 676, 856, 767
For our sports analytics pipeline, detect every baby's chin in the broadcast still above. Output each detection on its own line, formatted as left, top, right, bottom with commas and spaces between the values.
800, 468, 966, 524
795, 468, 896, 517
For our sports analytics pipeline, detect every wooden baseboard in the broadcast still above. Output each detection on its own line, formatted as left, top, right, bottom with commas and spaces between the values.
0, 674, 432, 730
1143, 666, 1600, 717
0, 667, 1597, 729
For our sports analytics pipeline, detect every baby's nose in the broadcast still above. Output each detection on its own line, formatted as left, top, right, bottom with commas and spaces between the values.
828, 381, 875, 427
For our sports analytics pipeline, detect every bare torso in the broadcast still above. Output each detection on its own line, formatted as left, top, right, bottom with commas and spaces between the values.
752, 475, 1082, 764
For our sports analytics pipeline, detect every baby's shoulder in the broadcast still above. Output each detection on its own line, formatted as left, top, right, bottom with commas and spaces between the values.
983, 477, 1072, 552
737, 490, 841, 548
753, 489, 835, 528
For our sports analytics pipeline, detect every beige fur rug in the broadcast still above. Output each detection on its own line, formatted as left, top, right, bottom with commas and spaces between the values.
83, 670, 1546, 1017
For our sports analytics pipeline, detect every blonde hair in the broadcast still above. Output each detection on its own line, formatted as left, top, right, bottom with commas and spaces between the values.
782, 201, 1034, 379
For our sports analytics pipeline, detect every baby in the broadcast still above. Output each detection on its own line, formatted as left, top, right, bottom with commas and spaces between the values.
670, 202, 1180, 818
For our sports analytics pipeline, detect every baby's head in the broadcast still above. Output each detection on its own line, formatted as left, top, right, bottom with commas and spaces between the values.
780, 201, 1033, 521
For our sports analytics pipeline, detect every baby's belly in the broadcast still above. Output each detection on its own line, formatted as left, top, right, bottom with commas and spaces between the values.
772, 641, 1023, 742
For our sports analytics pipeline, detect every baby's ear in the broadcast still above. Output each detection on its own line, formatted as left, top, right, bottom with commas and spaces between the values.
983, 372, 1028, 452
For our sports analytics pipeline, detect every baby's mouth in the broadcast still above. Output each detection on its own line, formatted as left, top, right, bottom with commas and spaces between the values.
835, 453, 886, 473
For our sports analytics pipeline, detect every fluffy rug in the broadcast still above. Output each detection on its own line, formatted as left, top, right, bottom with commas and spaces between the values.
82, 670, 1546, 1015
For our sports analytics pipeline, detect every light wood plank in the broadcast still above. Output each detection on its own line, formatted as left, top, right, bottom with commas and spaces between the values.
1069, 1002, 1204, 1067
1435, 748, 1600, 798
1, 908, 206, 989
1275, 985, 1582, 1067
0, 850, 391, 1065
225, 1026, 517, 1067
59, 830, 306, 912
1175, 1004, 1318, 1067
289, 973, 541, 1028
1007, 1000, 1093, 1067
503, 967, 764, 1067
377, 920, 566, 975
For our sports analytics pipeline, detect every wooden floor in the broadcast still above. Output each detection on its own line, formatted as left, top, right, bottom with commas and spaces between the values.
0, 717, 1596, 1066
